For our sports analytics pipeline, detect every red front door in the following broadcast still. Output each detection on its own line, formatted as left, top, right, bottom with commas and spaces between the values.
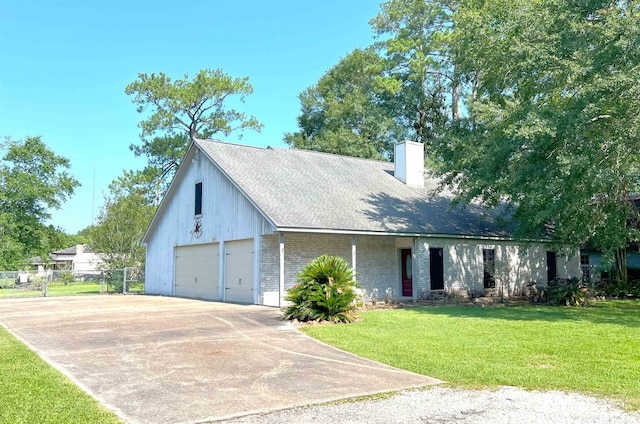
401, 249, 413, 297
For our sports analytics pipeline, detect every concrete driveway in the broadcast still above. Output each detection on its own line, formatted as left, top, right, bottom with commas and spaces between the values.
0, 296, 439, 423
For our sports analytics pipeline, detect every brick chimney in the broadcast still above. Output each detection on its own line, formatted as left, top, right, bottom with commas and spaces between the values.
394, 140, 425, 187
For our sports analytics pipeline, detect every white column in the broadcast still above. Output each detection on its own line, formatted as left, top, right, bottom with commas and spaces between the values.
351, 236, 357, 282
279, 233, 285, 308
412, 237, 417, 301
253, 236, 260, 305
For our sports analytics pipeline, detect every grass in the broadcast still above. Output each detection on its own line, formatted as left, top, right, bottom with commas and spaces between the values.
0, 281, 103, 298
0, 281, 144, 298
0, 326, 121, 424
301, 300, 640, 410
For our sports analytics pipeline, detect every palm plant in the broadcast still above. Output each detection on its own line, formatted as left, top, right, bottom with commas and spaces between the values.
283, 255, 360, 323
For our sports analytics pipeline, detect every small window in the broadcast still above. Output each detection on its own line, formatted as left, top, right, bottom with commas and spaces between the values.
547, 251, 557, 283
194, 182, 202, 216
483, 249, 496, 288
580, 254, 590, 282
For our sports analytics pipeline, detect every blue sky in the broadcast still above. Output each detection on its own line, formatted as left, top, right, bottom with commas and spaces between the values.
0, 1, 382, 234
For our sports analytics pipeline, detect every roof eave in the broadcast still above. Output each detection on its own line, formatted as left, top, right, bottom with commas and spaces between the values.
196, 139, 278, 231
141, 140, 198, 245
141, 139, 279, 245
274, 226, 523, 242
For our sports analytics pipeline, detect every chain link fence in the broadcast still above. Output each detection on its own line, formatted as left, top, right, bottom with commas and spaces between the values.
0, 268, 144, 298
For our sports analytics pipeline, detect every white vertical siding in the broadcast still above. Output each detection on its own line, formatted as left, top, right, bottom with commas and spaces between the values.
144, 150, 276, 296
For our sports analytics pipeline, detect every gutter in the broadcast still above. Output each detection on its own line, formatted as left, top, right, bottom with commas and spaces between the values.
273, 226, 530, 243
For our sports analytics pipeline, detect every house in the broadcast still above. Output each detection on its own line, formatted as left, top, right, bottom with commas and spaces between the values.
579, 195, 640, 283
31, 244, 101, 276
142, 139, 580, 306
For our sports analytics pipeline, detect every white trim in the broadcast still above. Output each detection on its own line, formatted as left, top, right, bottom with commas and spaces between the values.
194, 180, 203, 217
172, 244, 177, 296
142, 142, 278, 244
253, 237, 260, 304
412, 238, 417, 301
142, 143, 197, 244
218, 241, 226, 301
275, 226, 526, 242
196, 140, 278, 231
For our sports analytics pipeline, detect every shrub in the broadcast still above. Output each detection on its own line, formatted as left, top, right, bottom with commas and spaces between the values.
544, 278, 589, 306
592, 278, 640, 299
60, 271, 74, 286
283, 255, 360, 323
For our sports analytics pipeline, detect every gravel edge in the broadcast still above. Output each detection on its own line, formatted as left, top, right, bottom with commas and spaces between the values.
224, 386, 640, 424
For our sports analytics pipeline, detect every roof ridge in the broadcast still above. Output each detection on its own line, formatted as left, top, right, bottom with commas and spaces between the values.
196, 138, 392, 165
280, 147, 392, 164
195, 138, 269, 152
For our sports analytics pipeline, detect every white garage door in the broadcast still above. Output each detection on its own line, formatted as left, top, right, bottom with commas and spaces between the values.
225, 239, 254, 304
175, 243, 219, 301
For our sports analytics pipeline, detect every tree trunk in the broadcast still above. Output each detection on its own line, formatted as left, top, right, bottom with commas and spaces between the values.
615, 246, 628, 284
451, 66, 460, 122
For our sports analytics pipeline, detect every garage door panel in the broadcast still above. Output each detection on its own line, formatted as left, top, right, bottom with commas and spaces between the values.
175, 243, 219, 301
225, 239, 254, 304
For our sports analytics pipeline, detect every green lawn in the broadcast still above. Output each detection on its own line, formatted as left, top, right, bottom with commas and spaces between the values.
0, 281, 144, 298
0, 326, 121, 424
301, 300, 640, 410
0, 281, 103, 298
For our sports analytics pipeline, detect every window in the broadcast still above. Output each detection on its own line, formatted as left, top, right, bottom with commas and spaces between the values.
194, 182, 202, 215
580, 254, 590, 282
483, 249, 496, 288
429, 248, 444, 290
547, 251, 557, 283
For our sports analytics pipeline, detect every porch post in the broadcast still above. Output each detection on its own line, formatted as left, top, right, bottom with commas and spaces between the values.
351, 236, 357, 282
279, 233, 285, 308
412, 237, 418, 301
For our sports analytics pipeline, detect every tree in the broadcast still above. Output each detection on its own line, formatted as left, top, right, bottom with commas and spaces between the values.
370, 0, 460, 151
435, 0, 640, 282
88, 172, 156, 271
0, 136, 79, 269
285, 48, 405, 159
286, 1, 465, 159
125, 69, 263, 186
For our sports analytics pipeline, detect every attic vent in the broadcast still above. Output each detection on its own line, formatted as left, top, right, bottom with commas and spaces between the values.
394, 141, 425, 187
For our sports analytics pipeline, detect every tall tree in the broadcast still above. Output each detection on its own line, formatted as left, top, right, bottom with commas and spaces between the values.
125, 68, 263, 185
0, 136, 80, 269
285, 48, 404, 159
88, 171, 156, 271
370, 0, 460, 150
436, 0, 640, 281
286, 1, 461, 159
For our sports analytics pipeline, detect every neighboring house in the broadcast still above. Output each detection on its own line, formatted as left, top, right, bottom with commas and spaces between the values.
142, 139, 580, 306
31, 244, 101, 275
580, 195, 640, 283
580, 248, 640, 283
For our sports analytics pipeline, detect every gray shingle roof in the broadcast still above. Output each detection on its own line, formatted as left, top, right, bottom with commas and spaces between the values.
196, 139, 512, 238
51, 244, 92, 255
